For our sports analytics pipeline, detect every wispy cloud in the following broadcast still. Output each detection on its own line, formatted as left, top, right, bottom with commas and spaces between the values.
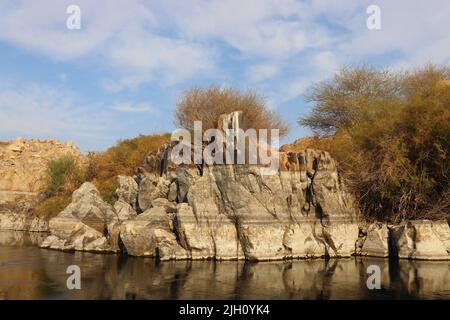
112, 102, 155, 113
0, 0, 449, 150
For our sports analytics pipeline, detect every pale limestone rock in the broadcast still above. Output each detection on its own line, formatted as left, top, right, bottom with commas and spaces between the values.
169, 162, 359, 261
392, 220, 450, 260
0, 137, 86, 193
120, 206, 188, 260
114, 200, 137, 222
40, 182, 120, 252
358, 222, 390, 257
137, 173, 170, 211
116, 175, 138, 209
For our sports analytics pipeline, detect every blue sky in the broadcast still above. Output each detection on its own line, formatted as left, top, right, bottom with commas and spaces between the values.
0, 0, 449, 152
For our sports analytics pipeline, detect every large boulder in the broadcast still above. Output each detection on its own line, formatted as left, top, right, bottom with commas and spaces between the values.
119, 206, 188, 260
114, 175, 138, 221
357, 222, 390, 257
137, 173, 170, 211
391, 220, 450, 260
40, 182, 120, 252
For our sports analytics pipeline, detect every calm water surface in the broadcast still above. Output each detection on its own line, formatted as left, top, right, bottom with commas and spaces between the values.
1, 231, 450, 300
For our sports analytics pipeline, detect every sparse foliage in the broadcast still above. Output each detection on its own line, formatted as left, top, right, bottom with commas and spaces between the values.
300, 65, 450, 222
174, 86, 289, 137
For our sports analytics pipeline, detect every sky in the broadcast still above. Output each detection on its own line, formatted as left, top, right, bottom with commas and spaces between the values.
0, 0, 449, 152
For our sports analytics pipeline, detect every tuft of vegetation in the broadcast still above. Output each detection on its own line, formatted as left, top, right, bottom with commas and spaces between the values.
300, 65, 450, 222
174, 86, 290, 137
45, 156, 84, 196
35, 155, 86, 219
36, 134, 170, 218
86, 134, 170, 204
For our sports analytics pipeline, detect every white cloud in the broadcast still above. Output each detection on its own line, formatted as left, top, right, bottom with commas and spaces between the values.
247, 63, 280, 82
0, 0, 214, 90
1, 0, 450, 127
0, 84, 118, 150
112, 102, 155, 113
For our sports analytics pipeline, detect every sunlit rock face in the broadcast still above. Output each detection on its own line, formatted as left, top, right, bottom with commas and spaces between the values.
357, 222, 390, 258
40, 182, 121, 253
0, 137, 86, 193
391, 220, 450, 260
0, 137, 86, 231
120, 111, 360, 261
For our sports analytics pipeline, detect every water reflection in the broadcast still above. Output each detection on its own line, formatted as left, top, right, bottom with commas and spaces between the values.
0, 231, 449, 300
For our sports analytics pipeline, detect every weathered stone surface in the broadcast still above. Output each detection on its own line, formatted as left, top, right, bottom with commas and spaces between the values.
120, 206, 188, 260
392, 220, 450, 260
137, 173, 170, 211
169, 161, 359, 261
116, 175, 138, 209
0, 137, 86, 193
40, 182, 120, 252
358, 222, 390, 257
0, 210, 48, 232
114, 200, 137, 222
0, 190, 48, 231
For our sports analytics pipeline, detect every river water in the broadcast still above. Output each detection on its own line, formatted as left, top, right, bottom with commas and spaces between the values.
0, 231, 449, 300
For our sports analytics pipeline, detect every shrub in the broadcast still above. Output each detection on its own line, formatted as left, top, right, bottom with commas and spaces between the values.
45, 155, 84, 197
36, 134, 170, 217
300, 65, 450, 222
174, 86, 289, 137
86, 134, 170, 204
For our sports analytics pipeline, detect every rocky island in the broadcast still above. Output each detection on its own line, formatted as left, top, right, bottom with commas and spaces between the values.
1, 112, 448, 262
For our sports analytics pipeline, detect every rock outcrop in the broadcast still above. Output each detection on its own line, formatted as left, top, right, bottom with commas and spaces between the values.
40, 182, 121, 252
391, 220, 450, 260
118, 111, 360, 261
0, 137, 85, 193
0, 137, 86, 231
35, 111, 450, 261
357, 222, 390, 257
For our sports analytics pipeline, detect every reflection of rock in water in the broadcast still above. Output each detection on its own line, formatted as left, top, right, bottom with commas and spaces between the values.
1, 242, 450, 299
0, 246, 47, 299
0, 230, 48, 247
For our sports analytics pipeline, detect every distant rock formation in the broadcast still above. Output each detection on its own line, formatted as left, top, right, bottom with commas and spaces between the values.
0, 137, 85, 193
0, 137, 86, 231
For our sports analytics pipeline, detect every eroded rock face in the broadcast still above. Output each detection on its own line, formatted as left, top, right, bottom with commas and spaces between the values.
169, 163, 359, 261
114, 175, 138, 221
357, 222, 390, 258
0, 190, 48, 231
40, 182, 120, 252
118, 111, 360, 261
392, 220, 450, 260
0, 137, 86, 231
120, 206, 188, 259
0, 137, 86, 193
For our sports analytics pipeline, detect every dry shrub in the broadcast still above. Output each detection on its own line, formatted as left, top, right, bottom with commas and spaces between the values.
174, 86, 289, 137
86, 134, 170, 204
36, 134, 170, 217
280, 136, 334, 153
300, 65, 450, 222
